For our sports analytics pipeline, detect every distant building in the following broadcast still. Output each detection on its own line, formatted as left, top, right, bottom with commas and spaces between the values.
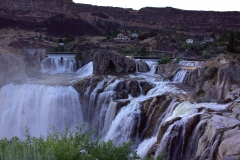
186, 39, 193, 44
58, 43, 64, 46
203, 37, 214, 43
130, 33, 139, 39
114, 33, 129, 42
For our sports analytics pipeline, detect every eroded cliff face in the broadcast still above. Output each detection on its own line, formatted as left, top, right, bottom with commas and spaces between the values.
92, 50, 136, 74
184, 55, 240, 102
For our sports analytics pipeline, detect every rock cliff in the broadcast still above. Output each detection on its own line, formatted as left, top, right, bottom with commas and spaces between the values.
0, 0, 240, 36
92, 50, 136, 74
183, 55, 240, 102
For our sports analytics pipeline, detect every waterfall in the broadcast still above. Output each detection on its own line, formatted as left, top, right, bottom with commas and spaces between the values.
41, 56, 77, 73
77, 61, 93, 78
173, 70, 188, 83
0, 83, 83, 139
145, 61, 158, 74
104, 97, 143, 146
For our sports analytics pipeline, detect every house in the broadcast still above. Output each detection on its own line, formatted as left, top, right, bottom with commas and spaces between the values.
130, 33, 139, 39
58, 43, 64, 46
203, 37, 214, 43
114, 33, 129, 42
186, 39, 193, 44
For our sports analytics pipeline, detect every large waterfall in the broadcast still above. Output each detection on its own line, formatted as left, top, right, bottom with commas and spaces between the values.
0, 59, 238, 159
0, 83, 82, 139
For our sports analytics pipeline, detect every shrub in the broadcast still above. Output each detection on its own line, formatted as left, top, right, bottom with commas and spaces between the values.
158, 54, 171, 64
202, 51, 211, 59
0, 125, 140, 160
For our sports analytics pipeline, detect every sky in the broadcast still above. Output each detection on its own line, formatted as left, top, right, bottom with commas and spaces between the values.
73, 0, 239, 11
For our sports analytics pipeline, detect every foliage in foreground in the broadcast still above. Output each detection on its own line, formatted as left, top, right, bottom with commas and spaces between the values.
0, 125, 140, 160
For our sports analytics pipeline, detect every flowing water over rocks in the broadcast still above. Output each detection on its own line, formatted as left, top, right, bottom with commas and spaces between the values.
0, 58, 240, 159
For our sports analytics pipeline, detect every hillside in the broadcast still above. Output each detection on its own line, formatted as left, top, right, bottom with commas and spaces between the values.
0, 0, 240, 37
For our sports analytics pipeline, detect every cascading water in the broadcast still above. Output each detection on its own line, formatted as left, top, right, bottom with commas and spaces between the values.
41, 55, 77, 73
0, 58, 235, 159
77, 61, 93, 78
145, 61, 158, 74
172, 69, 188, 83
0, 83, 83, 139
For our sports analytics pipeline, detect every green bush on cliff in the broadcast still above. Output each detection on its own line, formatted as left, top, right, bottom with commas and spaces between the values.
158, 54, 171, 64
0, 125, 141, 160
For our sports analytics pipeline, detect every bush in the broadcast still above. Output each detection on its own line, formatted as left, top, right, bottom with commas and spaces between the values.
0, 125, 140, 160
158, 54, 171, 64
202, 51, 211, 59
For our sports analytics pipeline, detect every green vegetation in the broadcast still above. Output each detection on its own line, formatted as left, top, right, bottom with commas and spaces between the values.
158, 54, 171, 64
0, 125, 140, 160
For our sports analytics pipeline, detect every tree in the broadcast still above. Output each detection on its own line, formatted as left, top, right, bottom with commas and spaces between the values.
228, 31, 235, 52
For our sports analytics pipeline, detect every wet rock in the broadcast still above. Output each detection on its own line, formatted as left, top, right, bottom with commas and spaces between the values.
126, 80, 141, 97
140, 94, 173, 139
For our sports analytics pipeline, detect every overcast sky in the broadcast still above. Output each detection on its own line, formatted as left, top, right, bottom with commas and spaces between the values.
73, 0, 239, 11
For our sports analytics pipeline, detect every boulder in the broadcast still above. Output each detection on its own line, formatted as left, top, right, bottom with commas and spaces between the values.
92, 50, 136, 74
156, 62, 180, 80
196, 115, 240, 160
136, 60, 150, 72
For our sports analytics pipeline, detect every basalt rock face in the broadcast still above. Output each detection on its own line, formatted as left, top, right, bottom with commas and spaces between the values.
73, 75, 153, 99
156, 63, 180, 80
0, 52, 26, 87
136, 60, 150, 72
92, 50, 136, 74
196, 115, 240, 160
140, 94, 173, 139
183, 55, 240, 101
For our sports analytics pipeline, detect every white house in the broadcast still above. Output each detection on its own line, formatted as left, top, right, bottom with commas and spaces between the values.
186, 39, 193, 44
114, 33, 129, 42
130, 33, 139, 38
203, 37, 214, 43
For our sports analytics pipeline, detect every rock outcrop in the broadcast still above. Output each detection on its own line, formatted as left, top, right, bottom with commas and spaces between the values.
156, 62, 180, 80
92, 50, 136, 74
73, 75, 153, 99
196, 115, 240, 160
136, 60, 150, 72
183, 55, 240, 101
